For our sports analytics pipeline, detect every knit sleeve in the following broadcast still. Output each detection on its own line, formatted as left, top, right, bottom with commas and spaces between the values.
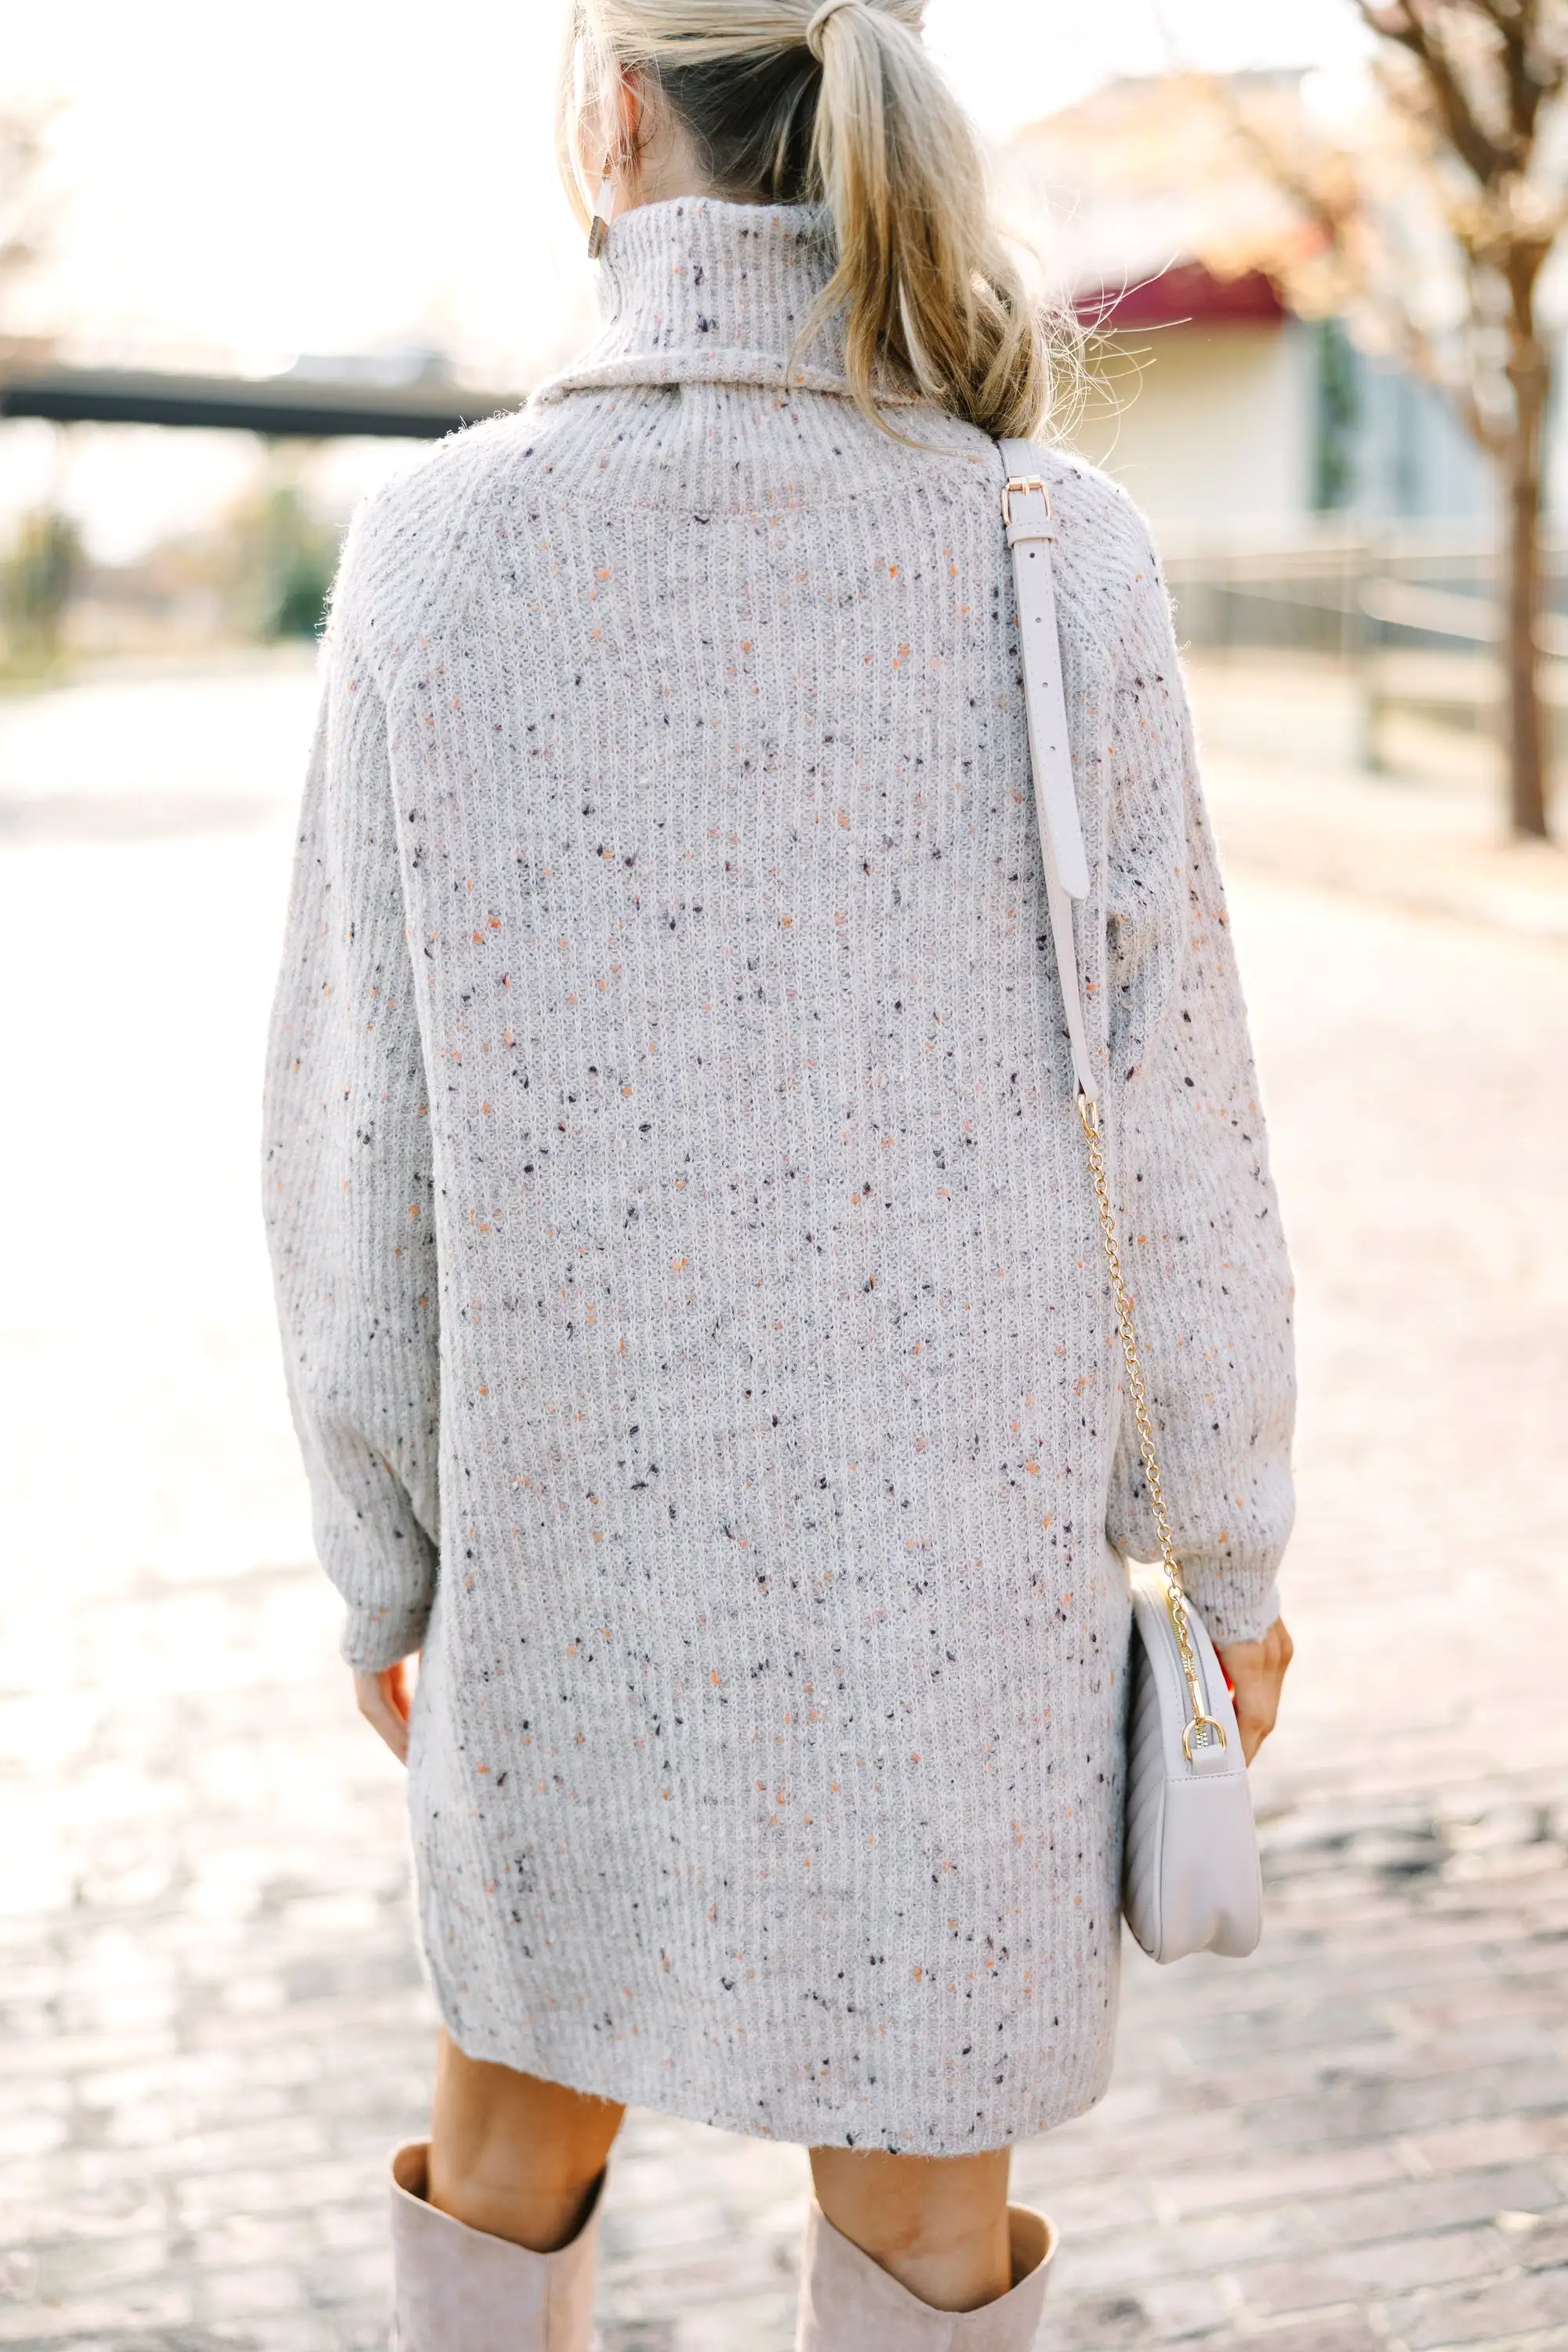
262, 607, 441, 1672
1098, 532, 1296, 1644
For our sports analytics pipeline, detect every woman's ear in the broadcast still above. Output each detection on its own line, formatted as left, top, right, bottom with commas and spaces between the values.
580, 62, 646, 187
624, 66, 650, 136
613, 64, 649, 183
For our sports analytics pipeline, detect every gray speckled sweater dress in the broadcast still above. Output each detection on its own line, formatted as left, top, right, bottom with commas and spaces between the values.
263, 198, 1294, 2154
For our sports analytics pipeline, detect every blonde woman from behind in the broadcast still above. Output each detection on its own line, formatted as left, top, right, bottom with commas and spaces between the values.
261, 2, 1296, 2344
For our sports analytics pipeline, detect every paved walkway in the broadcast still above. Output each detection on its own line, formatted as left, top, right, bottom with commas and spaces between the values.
2, 656, 1566, 2350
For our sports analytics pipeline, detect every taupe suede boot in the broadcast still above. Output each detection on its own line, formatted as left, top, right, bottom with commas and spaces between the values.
389, 2143, 603, 2352
794, 2201, 1057, 2351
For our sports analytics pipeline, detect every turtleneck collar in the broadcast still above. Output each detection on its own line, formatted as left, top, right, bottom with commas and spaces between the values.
535, 196, 919, 407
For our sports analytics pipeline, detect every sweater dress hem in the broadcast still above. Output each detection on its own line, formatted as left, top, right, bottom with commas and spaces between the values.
421, 1943, 1123, 2157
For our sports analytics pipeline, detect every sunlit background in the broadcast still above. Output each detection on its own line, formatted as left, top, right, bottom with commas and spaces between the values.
5, 1, 1367, 574
6, 0, 1560, 690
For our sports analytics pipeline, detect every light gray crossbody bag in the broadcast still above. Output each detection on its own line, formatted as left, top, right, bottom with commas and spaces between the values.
1000, 439, 1263, 1965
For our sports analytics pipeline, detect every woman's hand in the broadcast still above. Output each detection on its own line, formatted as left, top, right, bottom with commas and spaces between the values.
354, 1657, 416, 1763
1214, 1619, 1293, 1766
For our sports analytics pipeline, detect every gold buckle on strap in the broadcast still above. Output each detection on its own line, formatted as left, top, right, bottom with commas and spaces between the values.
1001, 473, 1050, 528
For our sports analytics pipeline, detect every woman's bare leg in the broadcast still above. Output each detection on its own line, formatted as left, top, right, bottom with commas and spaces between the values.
426, 2031, 625, 2252
808, 2146, 1014, 2311
426, 2033, 1013, 2301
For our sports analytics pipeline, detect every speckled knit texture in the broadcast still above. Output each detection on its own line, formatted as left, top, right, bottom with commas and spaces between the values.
262, 198, 1294, 2153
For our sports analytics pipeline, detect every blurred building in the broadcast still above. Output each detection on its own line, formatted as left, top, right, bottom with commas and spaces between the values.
1002, 74, 1501, 538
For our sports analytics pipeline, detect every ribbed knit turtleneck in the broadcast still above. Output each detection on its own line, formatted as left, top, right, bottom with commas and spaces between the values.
536, 196, 917, 405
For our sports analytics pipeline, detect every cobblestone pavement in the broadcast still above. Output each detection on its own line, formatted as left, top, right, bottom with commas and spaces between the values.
2, 658, 1566, 2351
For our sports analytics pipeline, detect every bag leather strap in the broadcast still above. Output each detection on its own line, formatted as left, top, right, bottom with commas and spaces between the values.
998, 437, 1097, 1111
1000, 438, 1223, 1748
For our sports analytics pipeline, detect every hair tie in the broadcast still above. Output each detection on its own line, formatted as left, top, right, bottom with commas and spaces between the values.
805, 0, 864, 60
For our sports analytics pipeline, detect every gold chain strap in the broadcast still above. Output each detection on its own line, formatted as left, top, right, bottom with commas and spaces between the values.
1077, 1096, 1227, 1757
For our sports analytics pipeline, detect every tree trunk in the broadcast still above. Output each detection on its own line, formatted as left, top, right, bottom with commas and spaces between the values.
1504, 430, 1549, 837
1504, 306, 1551, 840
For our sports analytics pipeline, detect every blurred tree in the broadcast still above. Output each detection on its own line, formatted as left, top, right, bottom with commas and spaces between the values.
228, 471, 339, 641
0, 99, 58, 366
1312, 318, 1362, 510
97, 471, 344, 651
261, 481, 336, 640
1215, 7, 1568, 840
1, 100, 72, 677
2, 508, 83, 667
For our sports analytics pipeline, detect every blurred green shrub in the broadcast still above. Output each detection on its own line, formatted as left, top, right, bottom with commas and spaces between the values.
241, 478, 339, 640
2, 507, 83, 668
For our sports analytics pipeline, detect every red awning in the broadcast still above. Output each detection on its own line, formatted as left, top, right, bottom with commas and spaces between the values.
1077, 262, 1287, 330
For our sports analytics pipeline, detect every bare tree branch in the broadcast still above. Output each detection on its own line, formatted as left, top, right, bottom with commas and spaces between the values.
1356, 0, 1515, 180
0, 105, 53, 296
1294, 1, 1563, 829
1494, 2, 1552, 146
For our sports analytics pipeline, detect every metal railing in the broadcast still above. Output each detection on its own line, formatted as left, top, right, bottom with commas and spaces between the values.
1159, 524, 1568, 764
0, 362, 524, 441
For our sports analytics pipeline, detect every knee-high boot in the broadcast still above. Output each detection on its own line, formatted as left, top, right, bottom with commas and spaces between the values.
388, 2142, 603, 2352
794, 2200, 1057, 2351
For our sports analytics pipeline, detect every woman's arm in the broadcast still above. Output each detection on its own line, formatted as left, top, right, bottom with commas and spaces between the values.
1098, 526, 1298, 1664
262, 589, 441, 1675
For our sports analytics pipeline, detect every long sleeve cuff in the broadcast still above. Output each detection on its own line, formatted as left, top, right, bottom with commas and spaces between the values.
1178, 1567, 1283, 1648
339, 1590, 434, 1673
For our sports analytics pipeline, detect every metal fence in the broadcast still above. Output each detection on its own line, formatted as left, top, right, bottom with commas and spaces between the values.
1159, 525, 1568, 766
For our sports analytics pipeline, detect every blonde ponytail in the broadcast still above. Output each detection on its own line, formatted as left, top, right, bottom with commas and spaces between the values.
560, 0, 1059, 441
